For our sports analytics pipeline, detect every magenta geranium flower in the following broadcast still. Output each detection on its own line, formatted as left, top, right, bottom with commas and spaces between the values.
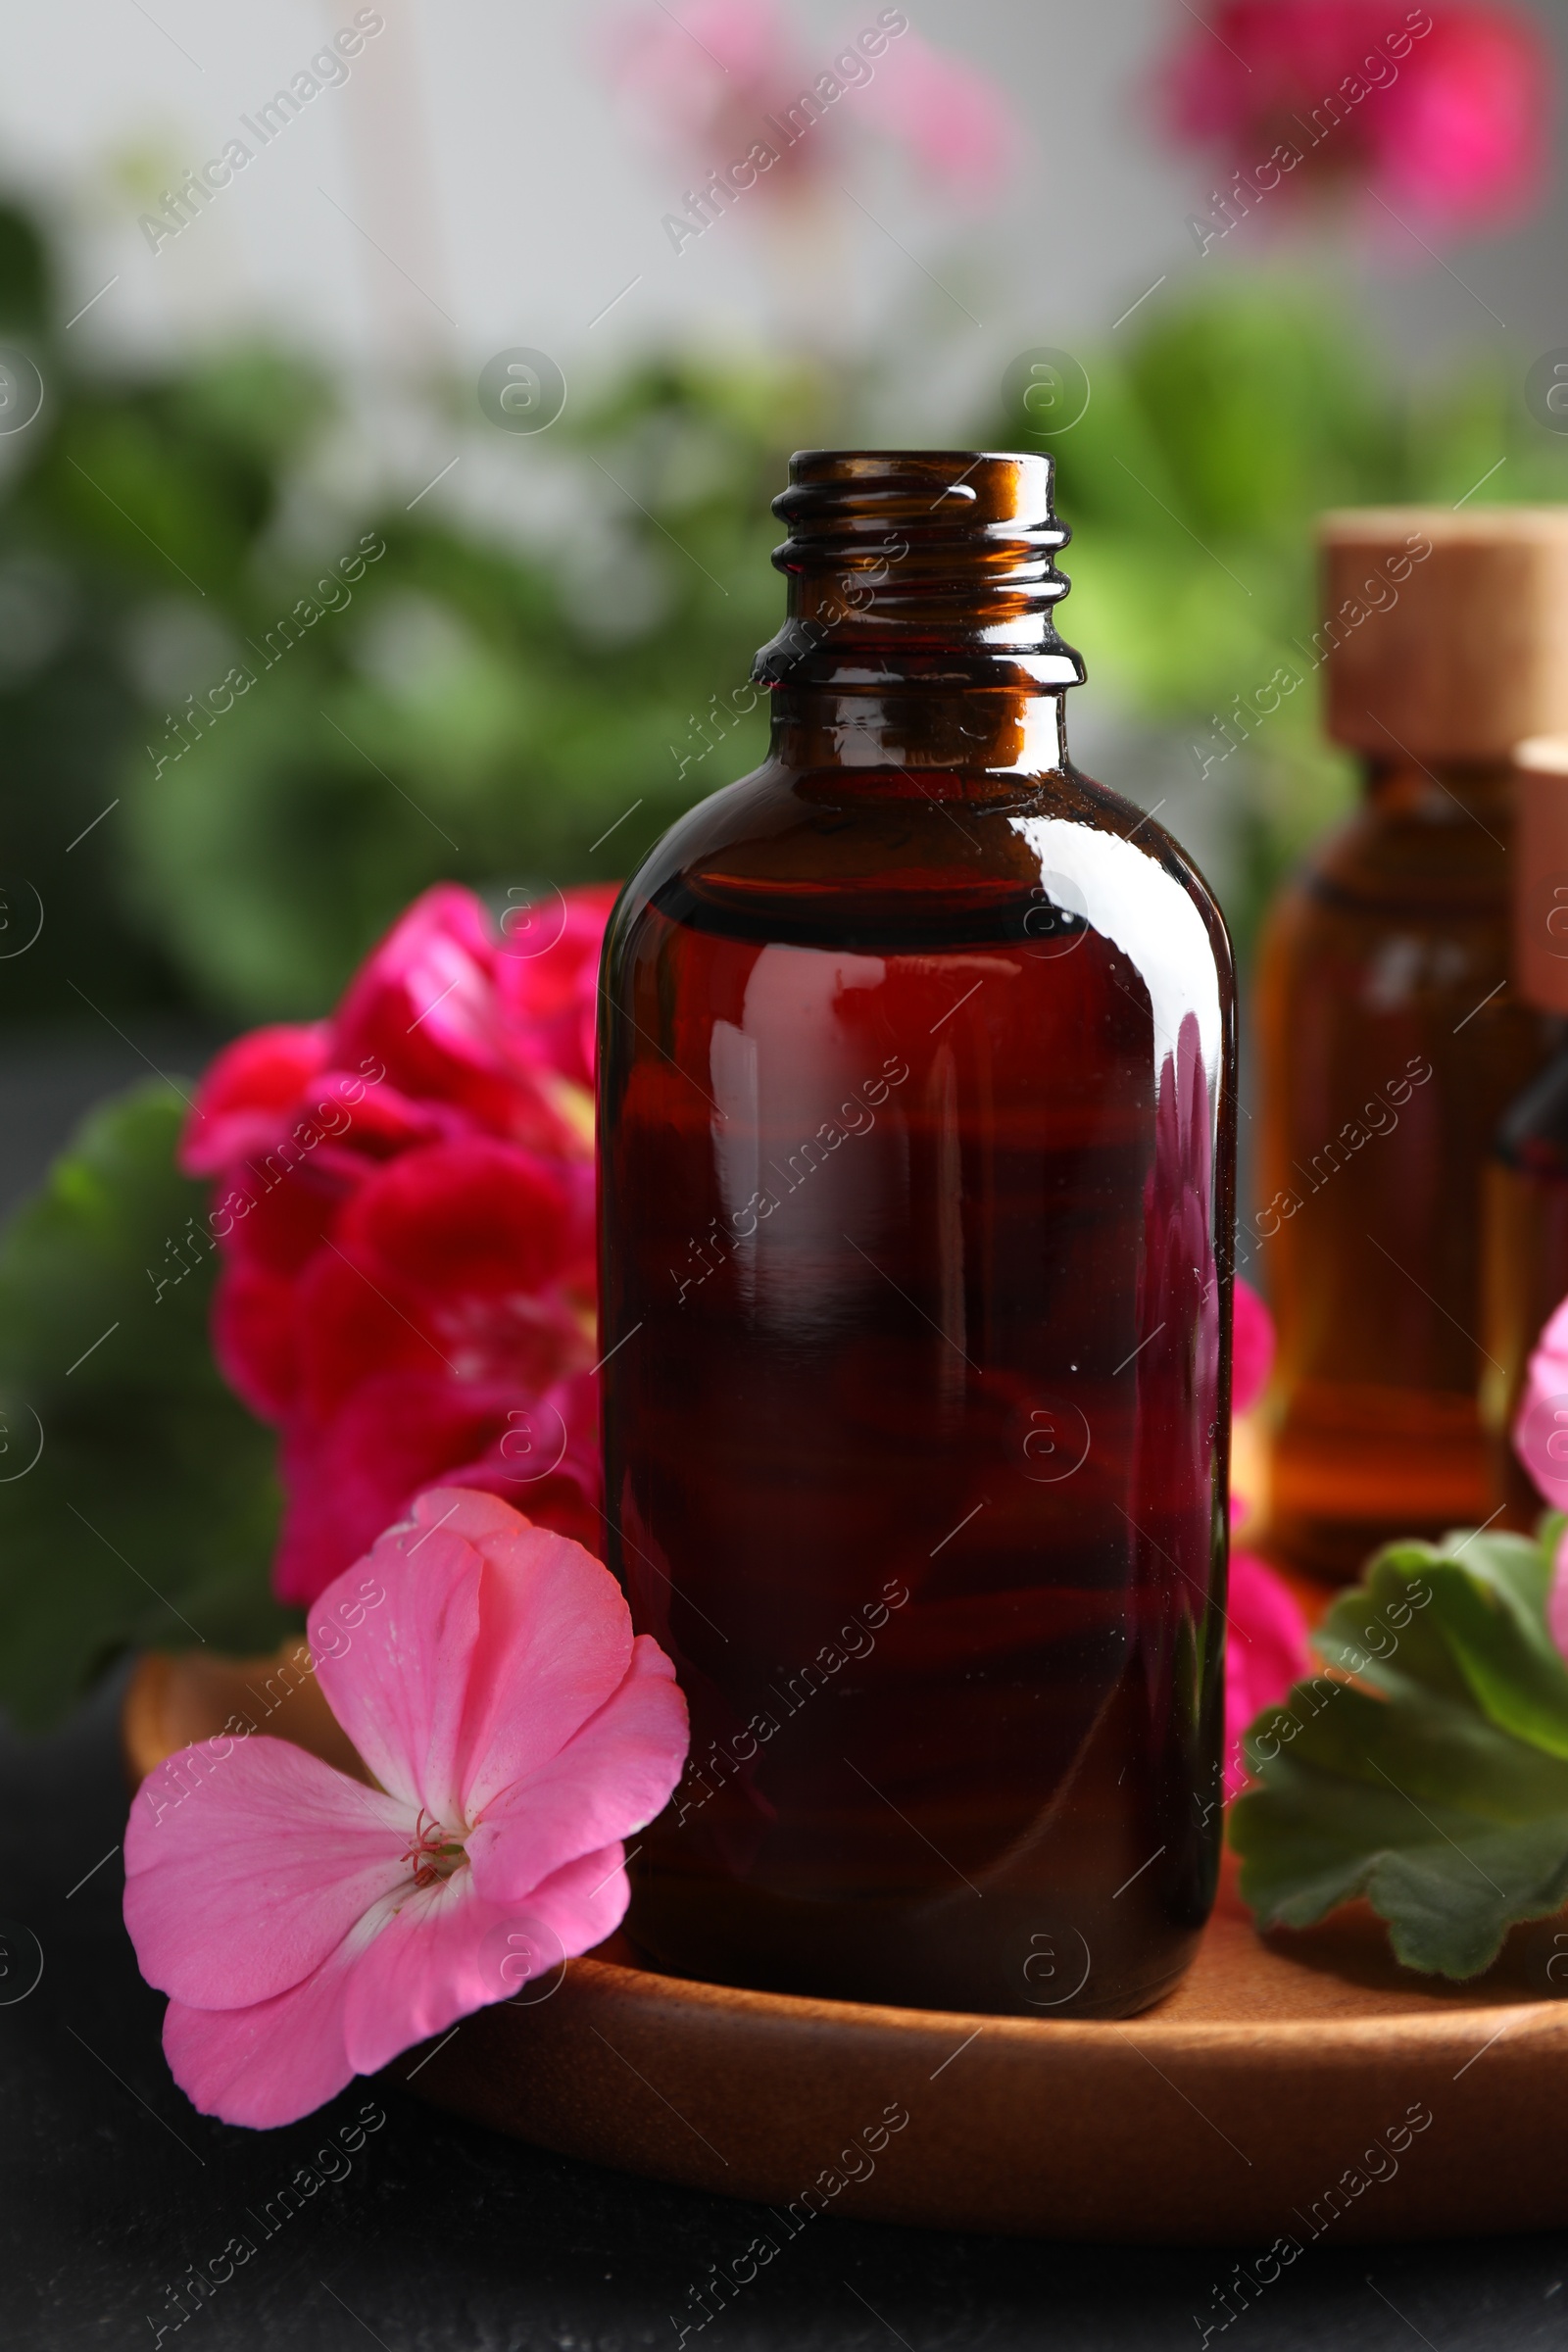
1233, 1272, 1274, 1417
1514, 1296, 1568, 1655
1161, 0, 1551, 242
1226, 1277, 1310, 1796
123, 1488, 688, 2130
180, 883, 616, 1605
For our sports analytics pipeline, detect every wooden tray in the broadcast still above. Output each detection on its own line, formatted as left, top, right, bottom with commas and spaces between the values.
123, 1647, 1568, 2243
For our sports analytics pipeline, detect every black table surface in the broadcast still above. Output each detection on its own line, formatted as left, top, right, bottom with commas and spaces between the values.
5, 1033, 1568, 2351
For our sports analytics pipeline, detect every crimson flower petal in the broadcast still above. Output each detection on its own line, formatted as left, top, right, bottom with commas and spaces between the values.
179, 1025, 329, 1178
338, 1137, 588, 1301
211, 1260, 300, 1421
272, 1375, 531, 1608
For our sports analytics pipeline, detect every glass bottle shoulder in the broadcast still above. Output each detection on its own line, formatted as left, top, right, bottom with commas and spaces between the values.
1271, 777, 1509, 929
607, 752, 1234, 984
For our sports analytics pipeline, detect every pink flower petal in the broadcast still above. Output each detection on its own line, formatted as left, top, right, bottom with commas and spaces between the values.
467, 1636, 687, 1904
519, 1839, 640, 1955
309, 1501, 486, 1820
340, 1838, 643, 2081
857, 30, 1018, 205
450, 1510, 637, 1821
123, 1738, 408, 2010
1550, 1528, 1568, 1663
1514, 1293, 1568, 1510
163, 1974, 356, 2131
166, 1843, 634, 2129
1232, 1275, 1274, 1417
338, 1867, 518, 2078
1224, 1549, 1311, 1800
185, 877, 615, 1612
332, 884, 498, 1078
309, 1491, 634, 1823
129, 1482, 691, 2130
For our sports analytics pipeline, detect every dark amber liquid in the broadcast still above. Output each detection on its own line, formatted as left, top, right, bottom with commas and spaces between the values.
600, 759, 1235, 2016
1481, 1039, 1568, 1529
1255, 760, 1548, 1581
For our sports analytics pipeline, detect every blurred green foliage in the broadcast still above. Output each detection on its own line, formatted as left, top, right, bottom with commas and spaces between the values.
2, 189, 1567, 1023
0, 1084, 287, 1729
993, 289, 1568, 933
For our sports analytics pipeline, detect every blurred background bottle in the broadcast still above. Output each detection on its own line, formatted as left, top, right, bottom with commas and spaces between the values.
1255, 511, 1568, 1583
1483, 735, 1568, 1528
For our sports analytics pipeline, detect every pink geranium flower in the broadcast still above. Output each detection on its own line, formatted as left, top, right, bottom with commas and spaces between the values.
1225, 1551, 1312, 1798
1513, 1295, 1568, 1655
1225, 1278, 1310, 1796
598, 0, 1016, 209
123, 1489, 688, 2130
1160, 0, 1551, 241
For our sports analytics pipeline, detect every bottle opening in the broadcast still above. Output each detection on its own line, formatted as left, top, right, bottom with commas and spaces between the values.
753, 449, 1085, 692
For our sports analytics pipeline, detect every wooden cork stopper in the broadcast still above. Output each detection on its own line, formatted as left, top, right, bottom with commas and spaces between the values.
1515, 735, 1568, 1015
1318, 508, 1568, 760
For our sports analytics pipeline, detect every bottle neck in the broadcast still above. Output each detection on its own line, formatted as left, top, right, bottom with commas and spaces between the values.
767, 683, 1070, 784
1360, 752, 1515, 820
752, 450, 1086, 707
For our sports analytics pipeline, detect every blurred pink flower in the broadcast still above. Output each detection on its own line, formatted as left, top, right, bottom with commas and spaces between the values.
1225, 1277, 1310, 1797
124, 1489, 688, 2129
598, 0, 1015, 211
854, 29, 1017, 205
1233, 1270, 1274, 1418
1162, 0, 1551, 241
1513, 1294, 1568, 1652
1516, 1292, 1568, 1512
1225, 1549, 1313, 1798
182, 884, 616, 1608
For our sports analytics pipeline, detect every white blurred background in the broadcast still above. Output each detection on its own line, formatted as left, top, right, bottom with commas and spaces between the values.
15, 0, 1566, 408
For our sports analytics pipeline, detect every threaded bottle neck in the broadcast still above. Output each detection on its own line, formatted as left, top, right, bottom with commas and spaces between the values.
752, 449, 1086, 694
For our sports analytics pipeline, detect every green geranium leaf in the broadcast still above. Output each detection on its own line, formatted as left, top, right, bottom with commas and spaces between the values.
0, 1081, 288, 1732
1231, 1528, 1568, 1978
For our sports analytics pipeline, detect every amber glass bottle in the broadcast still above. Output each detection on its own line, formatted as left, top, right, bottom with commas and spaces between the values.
1482, 735, 1568, 1527
1256, 511, 1568, 1583
598, 451, 1237, 2019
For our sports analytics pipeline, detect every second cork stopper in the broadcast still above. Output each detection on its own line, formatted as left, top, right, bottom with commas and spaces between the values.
1319, 508, 1568, 760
